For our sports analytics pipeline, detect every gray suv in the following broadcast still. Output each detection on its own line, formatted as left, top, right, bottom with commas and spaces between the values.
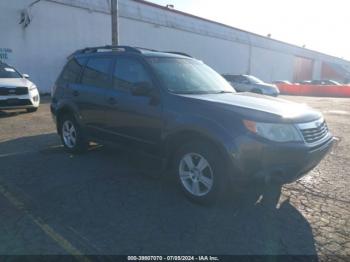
51, 46, 333, 204
222, 74, 280, 96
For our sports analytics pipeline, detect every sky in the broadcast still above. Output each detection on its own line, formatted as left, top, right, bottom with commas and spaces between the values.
147, 0, 350, 60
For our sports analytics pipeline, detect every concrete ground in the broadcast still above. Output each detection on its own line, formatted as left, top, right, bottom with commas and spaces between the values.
0, 95, 349, 259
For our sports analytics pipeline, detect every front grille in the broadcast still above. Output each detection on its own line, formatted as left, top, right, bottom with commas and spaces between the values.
0, 87, 29, 96
0, 99, 32, 107
300, 121, 329, 144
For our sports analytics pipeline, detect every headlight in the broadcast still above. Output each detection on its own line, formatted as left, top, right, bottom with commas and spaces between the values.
29, 85, 37, 91
243, 120, 302, 142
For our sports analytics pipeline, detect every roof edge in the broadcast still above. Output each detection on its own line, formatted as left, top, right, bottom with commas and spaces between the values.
132, 0, 349, 63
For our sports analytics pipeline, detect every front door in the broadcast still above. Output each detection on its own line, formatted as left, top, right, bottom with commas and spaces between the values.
104, 55, 163, 152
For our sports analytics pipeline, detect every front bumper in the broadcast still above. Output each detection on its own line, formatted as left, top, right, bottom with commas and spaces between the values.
0, 89, 40, 109
230, 134, 334, 185
263, 89, 280, 97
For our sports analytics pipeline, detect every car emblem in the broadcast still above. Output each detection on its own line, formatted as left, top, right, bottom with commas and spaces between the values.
9, 89, 16, 94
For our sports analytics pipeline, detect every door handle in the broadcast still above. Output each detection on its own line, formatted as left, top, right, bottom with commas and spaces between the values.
73, 90, 79, 97
108, 97, 118, 105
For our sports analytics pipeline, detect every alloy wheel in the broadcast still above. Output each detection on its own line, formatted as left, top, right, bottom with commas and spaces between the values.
179, 153, 214, 196
62, 120, 77, 149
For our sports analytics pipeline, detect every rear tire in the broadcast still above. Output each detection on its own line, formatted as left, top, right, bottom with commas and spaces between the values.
59, 114, 88, 154
173, 141, 228, 205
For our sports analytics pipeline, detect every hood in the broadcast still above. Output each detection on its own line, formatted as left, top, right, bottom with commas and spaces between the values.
0, 78, 33, 88
177, 92, 321, 123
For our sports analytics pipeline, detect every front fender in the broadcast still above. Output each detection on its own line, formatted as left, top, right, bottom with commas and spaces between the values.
163, 112, 238, 160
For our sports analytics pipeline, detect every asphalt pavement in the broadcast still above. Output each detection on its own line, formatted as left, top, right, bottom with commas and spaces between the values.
0, 96, 349, 260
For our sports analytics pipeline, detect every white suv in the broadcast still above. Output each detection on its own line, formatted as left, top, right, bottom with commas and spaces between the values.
0, 62, 40, 113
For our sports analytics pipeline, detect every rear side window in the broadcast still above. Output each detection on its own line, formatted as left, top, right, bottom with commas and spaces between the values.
236, 76, 247, 83
81, 57, 112, 88
58, 57, 86, 85
223, 75, 234, 81
113, 57, 153, 91
226, 75, 240, 82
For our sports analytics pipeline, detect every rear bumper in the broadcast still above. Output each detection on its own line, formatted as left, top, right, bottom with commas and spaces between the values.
229, 135, 334, 185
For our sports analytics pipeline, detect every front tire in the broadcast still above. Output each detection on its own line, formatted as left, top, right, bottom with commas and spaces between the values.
174, 141, 228, 204
59, 114, 88, 154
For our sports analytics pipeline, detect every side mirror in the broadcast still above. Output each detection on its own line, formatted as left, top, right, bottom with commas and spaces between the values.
132, 82, 153, 96
23, 74, 30, 79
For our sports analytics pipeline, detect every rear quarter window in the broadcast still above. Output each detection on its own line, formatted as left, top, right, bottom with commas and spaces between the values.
57, 57, 86, 85
228, 75, 240, 82
81, 57, 113, 88
222, 75, 233, 81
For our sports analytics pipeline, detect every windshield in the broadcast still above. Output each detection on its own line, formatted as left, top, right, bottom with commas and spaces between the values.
147, 57, 235, 94
328, 80, 341, 85
246, 75, 264, 84
0, 64, 22, 78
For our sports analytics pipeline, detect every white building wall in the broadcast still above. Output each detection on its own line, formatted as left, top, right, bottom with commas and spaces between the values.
0, 0, 111, 92
250, 47, 294, 81
119, 18, 250, 75
312, 60, 323, 80
1, 0, 350, 93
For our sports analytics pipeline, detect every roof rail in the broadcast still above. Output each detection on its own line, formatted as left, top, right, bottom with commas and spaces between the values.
165, 51, 192, 58
133, 46, 158, 52
67, 45, 142, 59
67, 46, 193, 59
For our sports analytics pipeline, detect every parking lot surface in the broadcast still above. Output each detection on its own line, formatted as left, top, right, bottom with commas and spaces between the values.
0, 95, 349, 259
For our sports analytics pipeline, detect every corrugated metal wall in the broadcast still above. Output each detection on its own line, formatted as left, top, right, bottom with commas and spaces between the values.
293, 57, 314, 82
1, 0, 350, 92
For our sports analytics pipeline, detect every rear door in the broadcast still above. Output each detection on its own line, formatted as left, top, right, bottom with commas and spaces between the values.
71, 56, 113, 137
55, 56, 87, 101
103, 55, 163, 151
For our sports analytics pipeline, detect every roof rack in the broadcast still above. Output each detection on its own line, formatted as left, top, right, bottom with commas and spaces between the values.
165, 51, 192, 58
133, 46, 158, 52
67, 45, 142, 59
134, 47, 192, 58
67, 45, 193, 59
